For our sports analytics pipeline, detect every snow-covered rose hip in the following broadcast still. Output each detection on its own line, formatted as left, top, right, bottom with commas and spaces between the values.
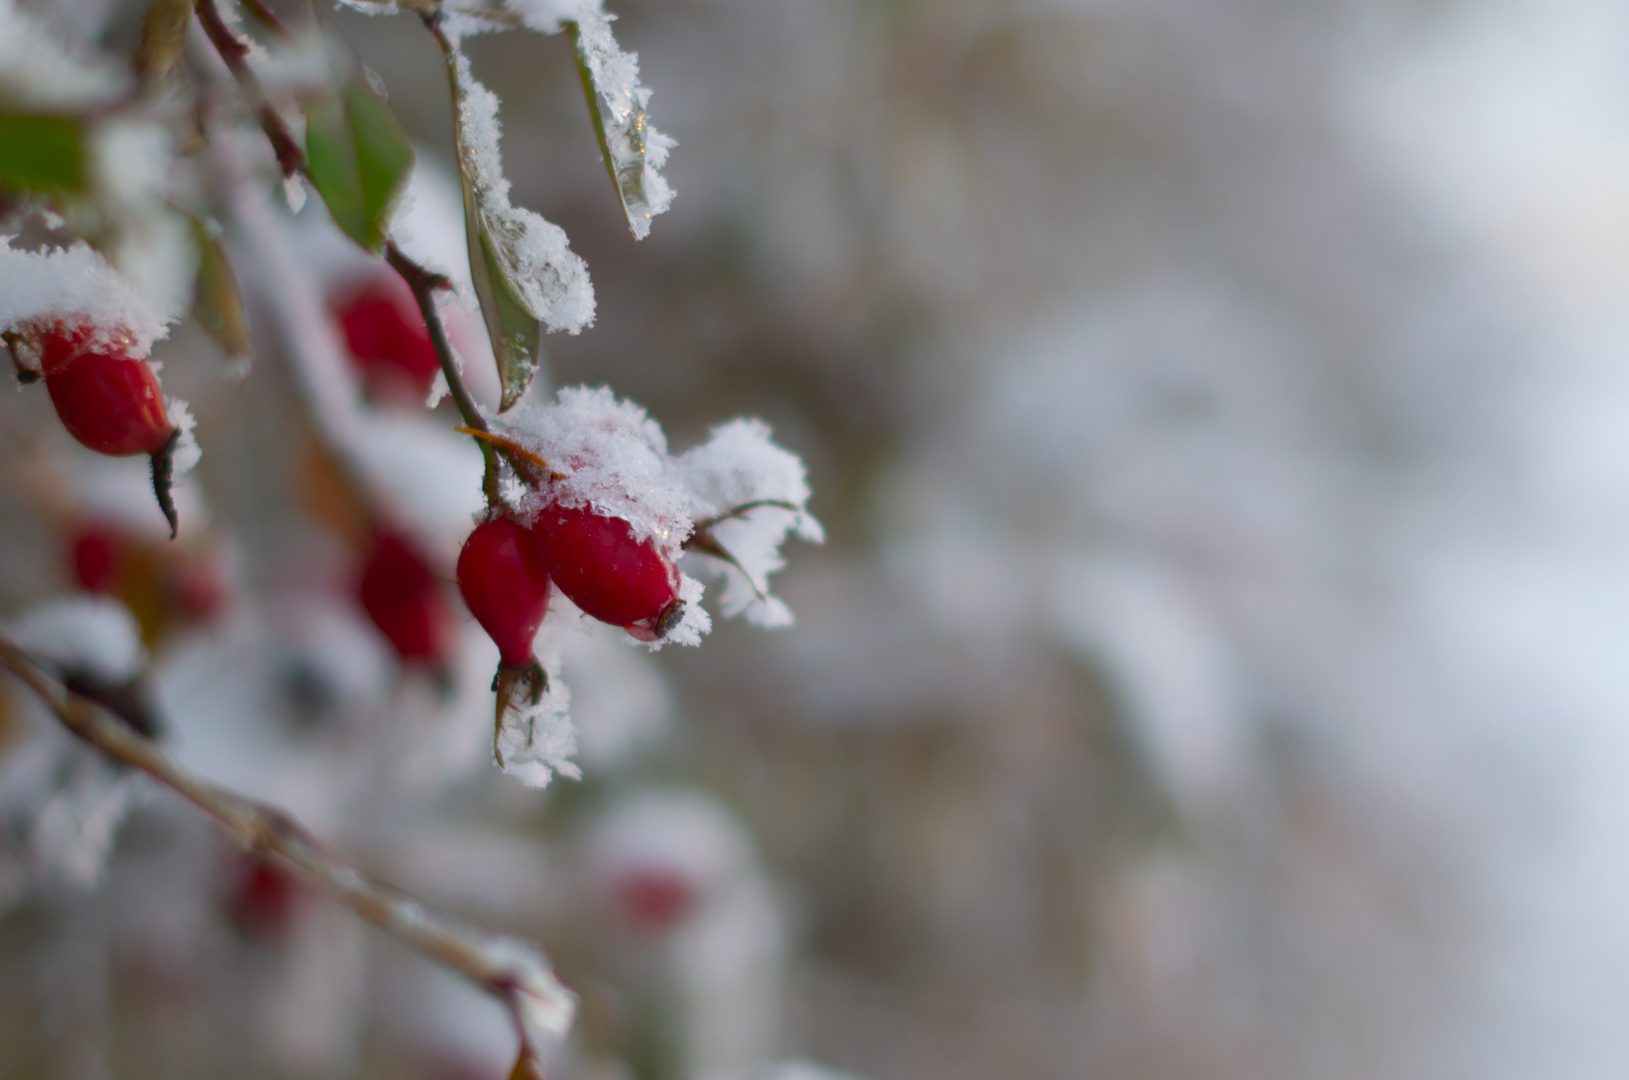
533, 502, 684, 641
31, 318, 185, 536
37, 320, 175, 457
457, 516, 551, 667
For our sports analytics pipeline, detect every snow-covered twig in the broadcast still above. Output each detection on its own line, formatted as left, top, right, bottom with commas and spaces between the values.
0, 634, 576, 1076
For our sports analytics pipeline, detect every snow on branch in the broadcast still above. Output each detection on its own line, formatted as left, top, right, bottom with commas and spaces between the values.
0, 633, 577, 1077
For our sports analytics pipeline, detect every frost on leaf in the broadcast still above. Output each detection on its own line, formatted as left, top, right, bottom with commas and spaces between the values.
678, 419, 822, 627
501, 1, 675, 241
444, 44, 594, 409
568, 8, 676, 241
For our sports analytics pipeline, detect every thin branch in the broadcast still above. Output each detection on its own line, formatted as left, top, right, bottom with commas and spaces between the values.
385, 242, 485, 436
386, 241, 505, 504
237, 0, 293, 40
0, 634, 574, 1076
194, 0, 304, 178
192, 0, 513, 505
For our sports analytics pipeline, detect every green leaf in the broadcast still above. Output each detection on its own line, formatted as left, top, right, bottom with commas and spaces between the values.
303, 76, 414, 252
133, 0, 192, 85
566, 17, 675, 241
440, 47, 544, 412
190, 221, 253, 366
0, 114, 84, 196
466, 211, 544, 413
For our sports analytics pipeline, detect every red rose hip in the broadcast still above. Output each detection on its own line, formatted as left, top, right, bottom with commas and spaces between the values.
39, 320, 174, 457
457, 516, 552, 667
334, 279, 440, 403
533, 503, 683, 639
357, 529, 455, 666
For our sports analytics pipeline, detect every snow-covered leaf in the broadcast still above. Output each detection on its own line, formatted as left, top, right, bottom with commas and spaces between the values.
440, 42, 594, 410
304, 71, 415, 252
0, 113, 83, 196
678, 419, 822, 627
468, 214, 545, 412
567, 11, 676, 241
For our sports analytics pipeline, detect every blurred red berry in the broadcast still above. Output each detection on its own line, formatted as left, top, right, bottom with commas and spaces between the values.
168, 548, 229, 622
532, 503, 682, 639
457, 517, 552, 667
69, 522, 124, 594
226, 856, 301, 940
615, 868, 696, 931
334, 279, 441, 403
358, 529, 455, 665
39, 320, 174, 457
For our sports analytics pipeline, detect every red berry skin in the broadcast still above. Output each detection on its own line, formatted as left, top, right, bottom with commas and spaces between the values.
70, 522, 124, 594
533, 504, 679, 635
615, 868, 696, 932
457, 517, 552, 667
226, 855, 301, 940
40, 322, 173, 456
358, 530, 454, 665
335, 279, 440, 402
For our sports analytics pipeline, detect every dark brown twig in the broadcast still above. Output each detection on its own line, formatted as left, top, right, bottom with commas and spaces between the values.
194, 0, 303, 177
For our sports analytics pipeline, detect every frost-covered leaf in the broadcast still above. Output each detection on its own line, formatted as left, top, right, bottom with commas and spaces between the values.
502, 2, 675, 240
190, 220, 253, 365
0, 113, 83, 196
468, 213, 546, 412
567, 11, 675, 241
678, 419, 822, 627
304, 73, 415, 252
440, 43, 594, 410
133, 0, 192, 85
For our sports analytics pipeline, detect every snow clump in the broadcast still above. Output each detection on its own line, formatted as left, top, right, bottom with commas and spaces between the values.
0, 239, 173, 355
6, 596, 146, 684
678, 419, 824, 627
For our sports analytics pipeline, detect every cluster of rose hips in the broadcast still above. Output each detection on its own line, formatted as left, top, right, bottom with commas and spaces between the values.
19, 292, 797, 766
458, 500, 684, 701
